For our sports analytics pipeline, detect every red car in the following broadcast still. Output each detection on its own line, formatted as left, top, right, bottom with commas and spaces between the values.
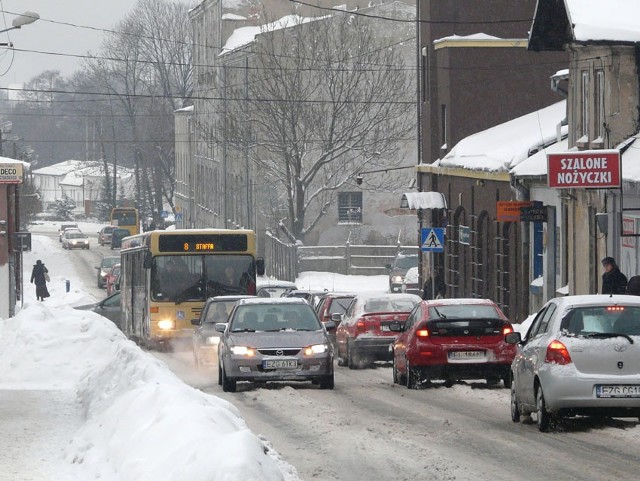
336, 293, 421, 369
105, 264, 121, 296
390, 298, 516, 389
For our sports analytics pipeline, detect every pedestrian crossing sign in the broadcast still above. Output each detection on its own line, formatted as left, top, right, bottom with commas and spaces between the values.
421, 227, 445, 252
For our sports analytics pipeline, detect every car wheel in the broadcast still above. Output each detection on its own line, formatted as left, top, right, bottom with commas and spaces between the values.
444, 379, 454, 388
406, 360, 420, 389
510, 377, 521, 423
336, 344, 347, 367
221, 364, 236, 393
319, 374, 334, 390
347, 342, 359, 370
217, 363, 222, 386
503, 373, 512, 389
536, 385, 551, 432
392, 355, 400, 384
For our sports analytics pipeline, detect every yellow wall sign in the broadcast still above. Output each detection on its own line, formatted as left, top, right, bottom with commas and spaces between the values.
0, 163, 23, 184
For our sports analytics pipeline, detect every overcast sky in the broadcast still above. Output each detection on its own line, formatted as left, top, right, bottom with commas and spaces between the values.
0, 0, 194, 89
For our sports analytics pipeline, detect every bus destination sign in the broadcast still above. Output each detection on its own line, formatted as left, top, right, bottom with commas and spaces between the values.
159, 234, 248, 253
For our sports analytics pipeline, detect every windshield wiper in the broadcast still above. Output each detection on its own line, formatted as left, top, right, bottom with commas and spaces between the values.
583, 332, 634, 344
432, 306, 447, 319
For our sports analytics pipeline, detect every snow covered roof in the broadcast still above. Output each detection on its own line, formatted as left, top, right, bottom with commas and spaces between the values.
220, 15, 324, 56
401, 192, 447, 210
0, 156, 30, 168
565, 0, 640, 43
436, 101, 567, 173
529, 0, 640, 51
32, 159, 85, 176
433, 33, 528, 49
510, 137, 569, 178
222, 13, 246, 20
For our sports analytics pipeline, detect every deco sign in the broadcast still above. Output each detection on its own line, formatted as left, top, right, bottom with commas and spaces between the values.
0, 163, 23, 184
547, 150, 620, 189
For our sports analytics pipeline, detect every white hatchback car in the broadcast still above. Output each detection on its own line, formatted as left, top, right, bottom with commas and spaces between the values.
506, 295, 640, 431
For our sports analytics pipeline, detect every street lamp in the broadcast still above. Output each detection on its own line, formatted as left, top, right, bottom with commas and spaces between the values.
0, 11, 39, 46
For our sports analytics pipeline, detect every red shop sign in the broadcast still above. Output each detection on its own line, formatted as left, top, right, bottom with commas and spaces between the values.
547, 150, 621, 189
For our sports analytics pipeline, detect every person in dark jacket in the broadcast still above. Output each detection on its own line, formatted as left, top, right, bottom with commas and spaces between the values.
626, 275, 640, 296
601, 257, 627, 295
423, 269, 446, 300
30, 259, 50, 301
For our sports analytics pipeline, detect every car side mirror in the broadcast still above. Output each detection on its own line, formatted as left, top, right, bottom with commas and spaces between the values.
385, 263, 391, 270
331, 313, 343, 322
256, 258, 265, 276
505, 332, 522, 344
214, 323, 227, 333
323, 320, 336, 331
191, 318, 202, 326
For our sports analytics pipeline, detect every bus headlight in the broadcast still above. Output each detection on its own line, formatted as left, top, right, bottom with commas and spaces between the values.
158, 319, 175, 330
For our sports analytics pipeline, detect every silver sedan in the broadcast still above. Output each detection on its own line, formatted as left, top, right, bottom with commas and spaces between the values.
507, 295, 640, 431
217, 297, 335, 392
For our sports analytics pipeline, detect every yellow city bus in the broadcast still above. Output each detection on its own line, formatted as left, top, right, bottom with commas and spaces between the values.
110, 207, 139, 236
119, 229, 264, 349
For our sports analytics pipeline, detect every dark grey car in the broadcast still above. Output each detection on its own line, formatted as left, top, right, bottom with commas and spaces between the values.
74, 291, 122, 330
217, 297, 335, 392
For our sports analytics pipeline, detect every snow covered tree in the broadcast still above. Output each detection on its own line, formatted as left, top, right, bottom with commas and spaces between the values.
51, 195, 77, 221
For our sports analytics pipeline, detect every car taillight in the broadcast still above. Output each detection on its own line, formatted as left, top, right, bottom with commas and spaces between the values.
502, 324, 514, 335
545, 340, 572, 365
416, 329, 430, 338
356, 321, 366, 334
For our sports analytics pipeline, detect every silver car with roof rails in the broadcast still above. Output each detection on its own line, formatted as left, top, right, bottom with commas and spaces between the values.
507, 294, 640, 432
216, 297, 335, 392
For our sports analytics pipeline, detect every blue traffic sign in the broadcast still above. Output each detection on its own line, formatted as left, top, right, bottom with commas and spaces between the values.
421, 227, 445, 252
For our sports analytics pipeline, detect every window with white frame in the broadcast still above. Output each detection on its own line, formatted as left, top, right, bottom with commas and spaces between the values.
595, 70, 605, 141
581, 71, 589, 138
338, 192, 363, 224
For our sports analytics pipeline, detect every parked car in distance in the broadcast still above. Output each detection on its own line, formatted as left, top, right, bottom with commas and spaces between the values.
315, 292, 356, 348
191, 295, 255, 366
97, 225, 116, 245
62, 231, 90, 250
386, 251, 418, 293
74, 291, 122, 330
256, 278, 298, 298
217, 297, 335, 392
391, 298, 516, 389
105, 264, 121, 296
400, 267, 421, 296
110, 228, 130, 250
282, 289, 327, 307
507, 295, 640, 432
96, 256, 120, 288
336, 292, 421, 369
58, 223, 78, 242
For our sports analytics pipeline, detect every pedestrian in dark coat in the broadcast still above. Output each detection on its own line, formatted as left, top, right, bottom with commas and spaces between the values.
30, 259, 50, 301
601, 257, 627, 295
423, 270, 446, 300
626, 275, 640, 296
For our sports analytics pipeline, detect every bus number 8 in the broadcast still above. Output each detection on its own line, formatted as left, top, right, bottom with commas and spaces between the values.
184, 242, 189, 251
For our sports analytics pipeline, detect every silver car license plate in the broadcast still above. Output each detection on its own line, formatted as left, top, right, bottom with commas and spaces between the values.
595, 385, 640, 398
263, 359, 298, 369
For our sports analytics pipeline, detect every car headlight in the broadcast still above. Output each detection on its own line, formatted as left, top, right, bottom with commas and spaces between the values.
205, 336, 219, 345
391, 275, 404, 283
304, 343, 328, 355
158, 319, 175, 330
230, 346, 255, 356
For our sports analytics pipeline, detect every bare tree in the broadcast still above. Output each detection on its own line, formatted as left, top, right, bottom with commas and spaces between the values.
225, 10, 415, 241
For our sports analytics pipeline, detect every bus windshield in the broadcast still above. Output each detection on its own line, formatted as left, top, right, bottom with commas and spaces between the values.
152, 254, 256, 302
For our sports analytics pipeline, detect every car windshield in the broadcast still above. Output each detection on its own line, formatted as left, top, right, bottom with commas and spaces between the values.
428, 304, 501, 319
561, 306, 640, 336
230, 304, 321, 332
103, 227, 115, 233
67, 233, 86, 239
395, 256, 418, 269
102, 258, 120, 268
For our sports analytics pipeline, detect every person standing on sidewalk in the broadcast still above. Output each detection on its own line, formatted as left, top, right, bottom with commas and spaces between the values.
30, 259, 50, 301
601, 257, 627, 295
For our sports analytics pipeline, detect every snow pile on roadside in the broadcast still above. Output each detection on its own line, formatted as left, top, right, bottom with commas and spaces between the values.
0, 303, 294, 481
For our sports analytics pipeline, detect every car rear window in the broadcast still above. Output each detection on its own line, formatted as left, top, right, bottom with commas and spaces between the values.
561, 306, 640, 336
428, 304, 501, 319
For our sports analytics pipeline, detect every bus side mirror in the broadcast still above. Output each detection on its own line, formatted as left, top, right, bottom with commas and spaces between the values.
256, 258, 265, 276
143, 251, 152, 269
